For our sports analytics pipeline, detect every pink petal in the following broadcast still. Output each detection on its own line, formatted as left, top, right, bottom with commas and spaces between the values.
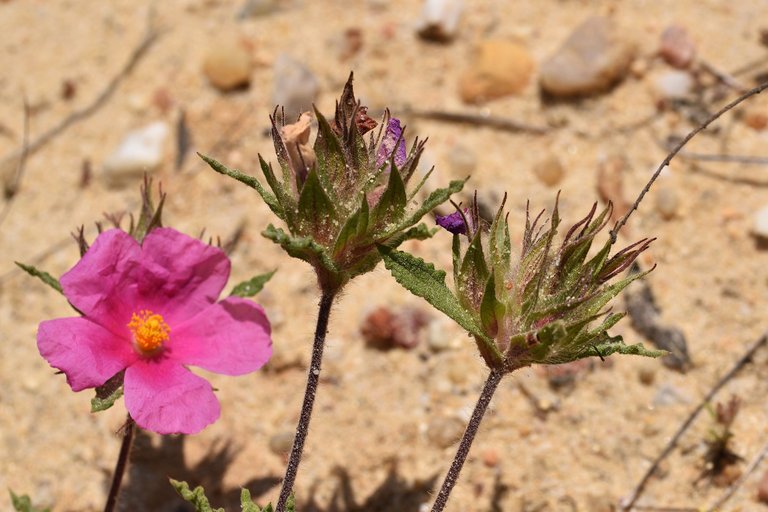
37, 317, 136, 391
124, 357, 220, 434
169, 297, 272, 375
60, 229, 141, 335
136, 228, 230, 326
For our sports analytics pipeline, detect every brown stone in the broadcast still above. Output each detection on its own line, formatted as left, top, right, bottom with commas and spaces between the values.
202, 39, 252, 91
459, 40, 534, 104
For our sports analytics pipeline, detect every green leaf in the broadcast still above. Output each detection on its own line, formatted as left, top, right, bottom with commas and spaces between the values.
371, 162, 407, 226
263, 224, 337, 273
457, 229, 489, 311
313, 106, 346, 187
170, 480, 224, 512
378, 245, 502, 364
480, 273, 501, 336
230, 270, 277, 297
333, 194, 369, 259
582, 340, 667, 361
9, 491, 50, 512
240, 488, 260, 512
201, 153, 285, 221
91, 386, 123, 413
298, 167, 336, 233
15, 262, 62, 294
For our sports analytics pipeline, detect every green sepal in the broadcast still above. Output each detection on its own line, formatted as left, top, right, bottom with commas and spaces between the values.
230, 270, 277, 297
9, 491, 50, 512
313, 106, 346, 188
489, 204, 511, 279
297, 167, 336, 234
371, 162, 407, 226
133, 178, 166, 243
263, 224, 337, 273
378, 245, 503, 365
200, 153, 285, 221
480, 272, 502, 337
91, 371, 124, 413
170, 480, 224, 512
578, 339, 666, 361
457, 229, 489, 311
15, 262, 62, 294
333, 194, 369, 259
451, 234, 461, 290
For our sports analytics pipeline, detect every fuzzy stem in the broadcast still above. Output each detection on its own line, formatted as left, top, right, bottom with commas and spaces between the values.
103, 415, 135, 512
276, 290, 336, 512
431, 369, 503, 512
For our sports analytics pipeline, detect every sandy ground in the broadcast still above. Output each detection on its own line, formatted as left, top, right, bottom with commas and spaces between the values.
2, 1, 768, 511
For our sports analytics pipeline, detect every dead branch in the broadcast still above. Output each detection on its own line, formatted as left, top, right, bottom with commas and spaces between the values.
400, 108, 550, 134
620, 332, 768, 510
610, 81, 768, 242
0, 99, 30, 229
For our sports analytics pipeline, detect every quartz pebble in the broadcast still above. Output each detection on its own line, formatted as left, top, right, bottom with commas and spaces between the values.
268, 431, 294, 456
102, 122, 168, 187
273, 54, 319, 121
459, 40, 534, 104
653, 70, 694, 101
202, 39, 252, 91
427, 318, 460, 352
752, 204, 768, 240
447, 143, 477, 175
426, 416, 465, 448
540, 17, 635, 97
659, 25, 696, 69
416, 0, 463, 43
655, 186, 679, 220
533, 154, 565, 186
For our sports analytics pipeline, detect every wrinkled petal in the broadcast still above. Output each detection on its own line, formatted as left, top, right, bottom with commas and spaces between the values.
169, 297, 272, 375
60, 229, 141, 335
136, 228, 230, 326
376, 118, 407, 168
124, 357, 220, 434
37, 317, 136, 391
436, 209, 469, 235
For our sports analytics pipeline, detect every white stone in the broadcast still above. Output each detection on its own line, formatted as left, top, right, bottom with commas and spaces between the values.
416, 0, 463, 42
654, 70, 694, 100
102, 122, 168, 187
272, 54, 319, 121
752, 204, 768, 239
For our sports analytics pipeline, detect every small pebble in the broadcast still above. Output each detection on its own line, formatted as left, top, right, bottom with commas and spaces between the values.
447, 143, 477, 176
427, 318, 460, 352
459, 39, 534, 104
202, 39, 252, 91
744, 110, 768, 131
659, 25, 696, 69
532, 154, 565, 187
751, 204, 768, 240
426, 416, 465, 448
540, 17, 635, 98
757, 469, 768, 504
655, 186, 679, 220
237, 0, 278, 18
638, 367, 656, 386
268, 431, 294, 456
360, 306, 430, 350
416, 0, 463, 43
652, 383, 689, 407
653, 70, 694, 101
102, 122, 168, 187
273, 54, 319, 121
482, 449, 499, 468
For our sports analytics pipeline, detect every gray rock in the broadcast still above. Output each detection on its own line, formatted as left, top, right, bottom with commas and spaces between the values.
653, 70, 694, 101
268, 431, 294, 456
102, 122, 168, 187
426, 416, 465, 448
540, 17, 635, 97
659, 25, 696, 69
655, 186, 679, 219
273, 55, 319, 121
533, 154, 565, 186
752, 204, 768, 239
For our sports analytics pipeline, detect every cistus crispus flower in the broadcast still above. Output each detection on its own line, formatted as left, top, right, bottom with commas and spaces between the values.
36, 227, 273, 434
201, 73, 465, 293
381, 194, 662, 371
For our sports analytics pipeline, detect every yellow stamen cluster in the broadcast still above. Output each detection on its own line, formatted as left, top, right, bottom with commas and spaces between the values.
128, 310, 170, 354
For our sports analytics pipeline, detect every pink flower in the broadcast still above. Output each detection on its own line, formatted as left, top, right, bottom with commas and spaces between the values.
37, 228, 273, 434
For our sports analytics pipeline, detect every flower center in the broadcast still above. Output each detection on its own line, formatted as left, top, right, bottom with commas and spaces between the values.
128, 310, 170, 355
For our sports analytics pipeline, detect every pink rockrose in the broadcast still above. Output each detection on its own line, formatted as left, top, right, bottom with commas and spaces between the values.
37, 228, 273, 434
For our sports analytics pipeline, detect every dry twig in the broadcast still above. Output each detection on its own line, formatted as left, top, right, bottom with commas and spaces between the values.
620, 332, 768, 510
400, 108, 550, 134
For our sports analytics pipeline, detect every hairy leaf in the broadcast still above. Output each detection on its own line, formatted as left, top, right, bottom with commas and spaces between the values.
9, 491, 50, 512
15, 262, 62, 294
170, 480, 224, 512
230, 270, 277, 297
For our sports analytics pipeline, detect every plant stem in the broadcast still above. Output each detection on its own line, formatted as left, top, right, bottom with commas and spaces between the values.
431, 369, 503, 512
276, 290, 336, 512
104, 415, 135, 512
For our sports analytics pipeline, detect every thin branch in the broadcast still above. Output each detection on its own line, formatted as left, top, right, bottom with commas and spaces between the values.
0, 25, 160, 171
610, 81, 768, 242
0, 99, 31, 229
705, 439, 768, 512
400, 108, 550, 134
675, 150, 768, 165
620, 332, 768, 510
